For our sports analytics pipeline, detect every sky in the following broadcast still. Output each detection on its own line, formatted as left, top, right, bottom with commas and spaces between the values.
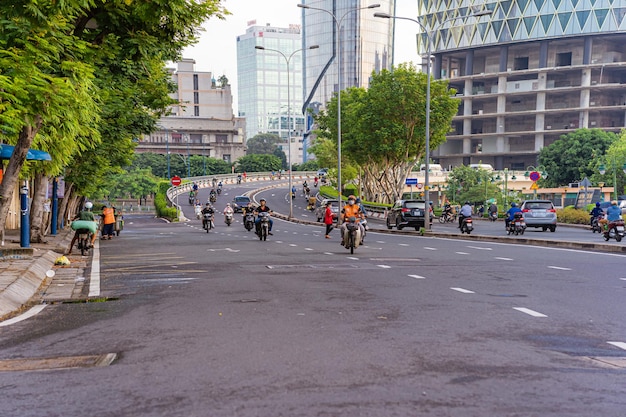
181, 0, 420, 113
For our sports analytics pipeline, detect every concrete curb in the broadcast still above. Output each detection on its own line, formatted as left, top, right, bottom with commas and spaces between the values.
0, 250, 57, 319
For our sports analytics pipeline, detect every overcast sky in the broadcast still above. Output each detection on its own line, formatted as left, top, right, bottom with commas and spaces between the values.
181, 0, 420, 113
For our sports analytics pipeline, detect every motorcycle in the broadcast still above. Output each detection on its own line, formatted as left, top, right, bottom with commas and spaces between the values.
224, 211, 233, 226
439, 211, 457, 223
590, 216, 603, 233
506, 212, 526, 235
188, 193, 195, 205
343, 216, 362, 254
194, 205, 202, 220
460, 216, 473, 234
244, 211, 255, 232
257, 212, 271, 241
314, 179, 319, 187
217, 187, 222, 195
237, 176, 242, 184
77, 230, 92, 256
359, 217, 368, 242
202, 213, 214, 233
489, 211, 498, 222
603, 219, 625, 242
209, 193, 217, 203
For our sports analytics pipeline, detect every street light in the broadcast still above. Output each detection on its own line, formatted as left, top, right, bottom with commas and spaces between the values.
298, 3, 381, 224
255, 45, 319, 219
524, 165, 549, 199
495, 168, 517, 207
598, 157, 626, 201
375, 8, 492, 230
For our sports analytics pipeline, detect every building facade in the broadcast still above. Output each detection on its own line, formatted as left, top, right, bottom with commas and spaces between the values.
420, 0, 626, 171
138, 59, 246, 164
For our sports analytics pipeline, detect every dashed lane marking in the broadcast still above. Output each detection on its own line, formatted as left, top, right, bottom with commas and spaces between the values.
548, 266, 572, 271
377, 265, 392, 269
347, 257, 359, 260
513, 307, 547, 318
305, 248, 314, 251
324, 252, 333, 255
398, 243, 410, 247
451, 287, 475, 294
456, 252, 469, 255
467, 246, 492, 250
495, 257, 514, 261
424, 247, 437, 251
607, 342, 626, 351
289, 244, 297, 247
408, 274, 425, 279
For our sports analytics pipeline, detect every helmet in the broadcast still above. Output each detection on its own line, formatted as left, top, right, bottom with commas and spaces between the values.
260, 198, 266, 203
596, 202, 601, 207
510, 202, 517, 207
226, 203, 231, 207
206, 202, 211, 206
355, 198, 361, 203
348, 195, 356, 200
84, 202, 93, 210
465, 201, 470, 205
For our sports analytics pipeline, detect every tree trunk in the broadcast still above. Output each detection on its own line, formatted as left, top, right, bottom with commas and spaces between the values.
0, 120, 41, 243
29, 173, 48, 243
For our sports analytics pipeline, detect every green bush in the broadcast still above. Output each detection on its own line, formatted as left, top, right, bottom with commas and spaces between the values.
155, 181, 179, 221
556, 207, 589, 224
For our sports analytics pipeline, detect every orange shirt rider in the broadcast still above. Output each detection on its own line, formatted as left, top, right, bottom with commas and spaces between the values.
341, 196, 364, 222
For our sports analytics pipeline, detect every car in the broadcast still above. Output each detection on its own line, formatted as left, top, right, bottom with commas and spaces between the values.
620, 199, 626, 214
231, 195, 251, 213
519, 199, 557, 232
315, 199, 339, 222
316, 168, 328, 177
386, 199, 426, 231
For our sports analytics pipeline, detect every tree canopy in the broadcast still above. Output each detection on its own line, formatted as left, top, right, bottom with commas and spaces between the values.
310, 63, 459, 203
538, 129, 617, 188
235, 154, 282, 173
246, 133, 283, 155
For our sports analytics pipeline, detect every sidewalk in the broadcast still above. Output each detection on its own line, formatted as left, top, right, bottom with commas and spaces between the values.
0, 227, 90, 322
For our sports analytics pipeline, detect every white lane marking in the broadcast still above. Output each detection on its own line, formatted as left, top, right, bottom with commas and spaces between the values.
620, 278, 626, 281
324, 252, 333, 255
376, 241, 385, 244
495, 257, 513, 261
305, 248, 314, 251
548, 266, 572, 271
275, 241, 283, 243
398, 243, 410, 247
289, 244, 297, 247
513, 307, 548, 318
424, 247, 437, 251
607, 342, 626, 351
456, 252, 469, 255
377, 265, 391, 269
347, 257, 359, 260
207, 248, 240, 252
0, 305, 47, 327
451, 287, 475, 294
467, 246, 492, 251
408, 274, 425, 279
88, 239, 101, 297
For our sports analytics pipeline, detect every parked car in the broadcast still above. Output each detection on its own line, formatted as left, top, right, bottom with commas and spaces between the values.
386, 199, 426, 231
231, 195, 251, 213
315, 199, 339, 222
520, 199, 557, 232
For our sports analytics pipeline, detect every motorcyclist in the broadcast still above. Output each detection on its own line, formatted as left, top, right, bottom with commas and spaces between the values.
314, 176, 319, 187
192, 182, 198, 193
458, 201, 473, 228
223, 202, 234, 216
505, 202, 522, 230
291, 186, 297, 199
194, 200, 202, 219
201, 203, 215, 229
209, 188, 217, 201
606, 200, 622, 222
68, 202, 98, 254
589, 202, 604, 226
254, 198, 273, 235
302, 181, 308, 194
237, 174, 242, 184
488, 202, 498, 218
243, 201, 255, 216
218, 181, 223, 190
340, 195, 365, 245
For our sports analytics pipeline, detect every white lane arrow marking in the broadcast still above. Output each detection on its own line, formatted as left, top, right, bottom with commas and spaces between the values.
607, 341, 626, 351
513, 307, 547, 318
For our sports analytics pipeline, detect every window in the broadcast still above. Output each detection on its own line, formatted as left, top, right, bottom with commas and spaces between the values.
216, 134, 228, 143
193, 74, 199, 90
556, 52, 572, 66
514, 57, 529, 70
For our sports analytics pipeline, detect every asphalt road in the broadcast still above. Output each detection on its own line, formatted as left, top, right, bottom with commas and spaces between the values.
1, 180, 625, 416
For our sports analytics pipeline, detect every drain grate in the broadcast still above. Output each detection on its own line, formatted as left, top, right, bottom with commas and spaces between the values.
0, 353, 117, 372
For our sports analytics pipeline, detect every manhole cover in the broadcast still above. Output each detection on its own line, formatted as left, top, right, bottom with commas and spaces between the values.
0, 353, 117, 372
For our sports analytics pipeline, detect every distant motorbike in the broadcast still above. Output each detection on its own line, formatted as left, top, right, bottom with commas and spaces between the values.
202, 213, 214, 233
460, 216, 473, 234
244, 211, 255, 232
256, 212, 271, 241
489, 211, 498, 222
343, 216, 362, 254
217, 187, 222, 195
603, 219, 625, 242
590, 216, 603, 233
439, 211, 456, 223
360, 217, 369, 242
209, 193, 217, 203
194, 205, 202, 220
506, 212, 526, 236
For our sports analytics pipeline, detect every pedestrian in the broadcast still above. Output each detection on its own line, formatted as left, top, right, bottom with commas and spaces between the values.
101, 205, 116, 239
324, 201, 334, 239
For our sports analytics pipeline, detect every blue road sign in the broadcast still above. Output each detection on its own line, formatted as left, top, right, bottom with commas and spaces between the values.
405, 178, 418, 185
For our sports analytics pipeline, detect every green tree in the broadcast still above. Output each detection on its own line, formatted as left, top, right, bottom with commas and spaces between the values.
589, 130, 626, 198
313, 63, 459, 203
218, 75, 229, 87
235, 154, 282, 173
538, 129, 617, 188
246, 133, 282, 155
104, 168, 159, 200
293, 160, 320, 171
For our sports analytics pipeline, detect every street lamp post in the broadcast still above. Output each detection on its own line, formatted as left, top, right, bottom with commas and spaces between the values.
524, 166, 549, 199
598, 157, 626, 201
298, 3, 381, 224
495, 168, 517, 208
255, 45, 319, 219
375, 9, 492, 230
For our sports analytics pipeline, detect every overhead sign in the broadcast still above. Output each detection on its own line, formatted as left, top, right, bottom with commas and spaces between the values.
405, 178, 418, 185
171, 176, 182, 186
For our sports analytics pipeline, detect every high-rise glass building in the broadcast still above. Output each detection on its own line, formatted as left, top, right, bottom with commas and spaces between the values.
237, 22, 309, 146
420, 0, 626, 170
300, 0, 396, 110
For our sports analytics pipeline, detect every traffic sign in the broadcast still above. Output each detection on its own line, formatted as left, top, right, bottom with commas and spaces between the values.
405, 178, 418, 185
529, 171, 540, 182
171, 175, 182, 186
530, 182, 539, 190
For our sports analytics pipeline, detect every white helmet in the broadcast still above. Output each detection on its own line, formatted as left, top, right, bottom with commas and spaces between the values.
226, 203, 231, 207
85, 202, 93, 210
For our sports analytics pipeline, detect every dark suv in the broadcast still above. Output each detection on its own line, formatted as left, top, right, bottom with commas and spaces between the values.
386, 199, 426, 230
232, 195, 251, 213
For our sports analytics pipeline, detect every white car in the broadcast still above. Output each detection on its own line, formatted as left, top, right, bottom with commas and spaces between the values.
315, 199, 339, 222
